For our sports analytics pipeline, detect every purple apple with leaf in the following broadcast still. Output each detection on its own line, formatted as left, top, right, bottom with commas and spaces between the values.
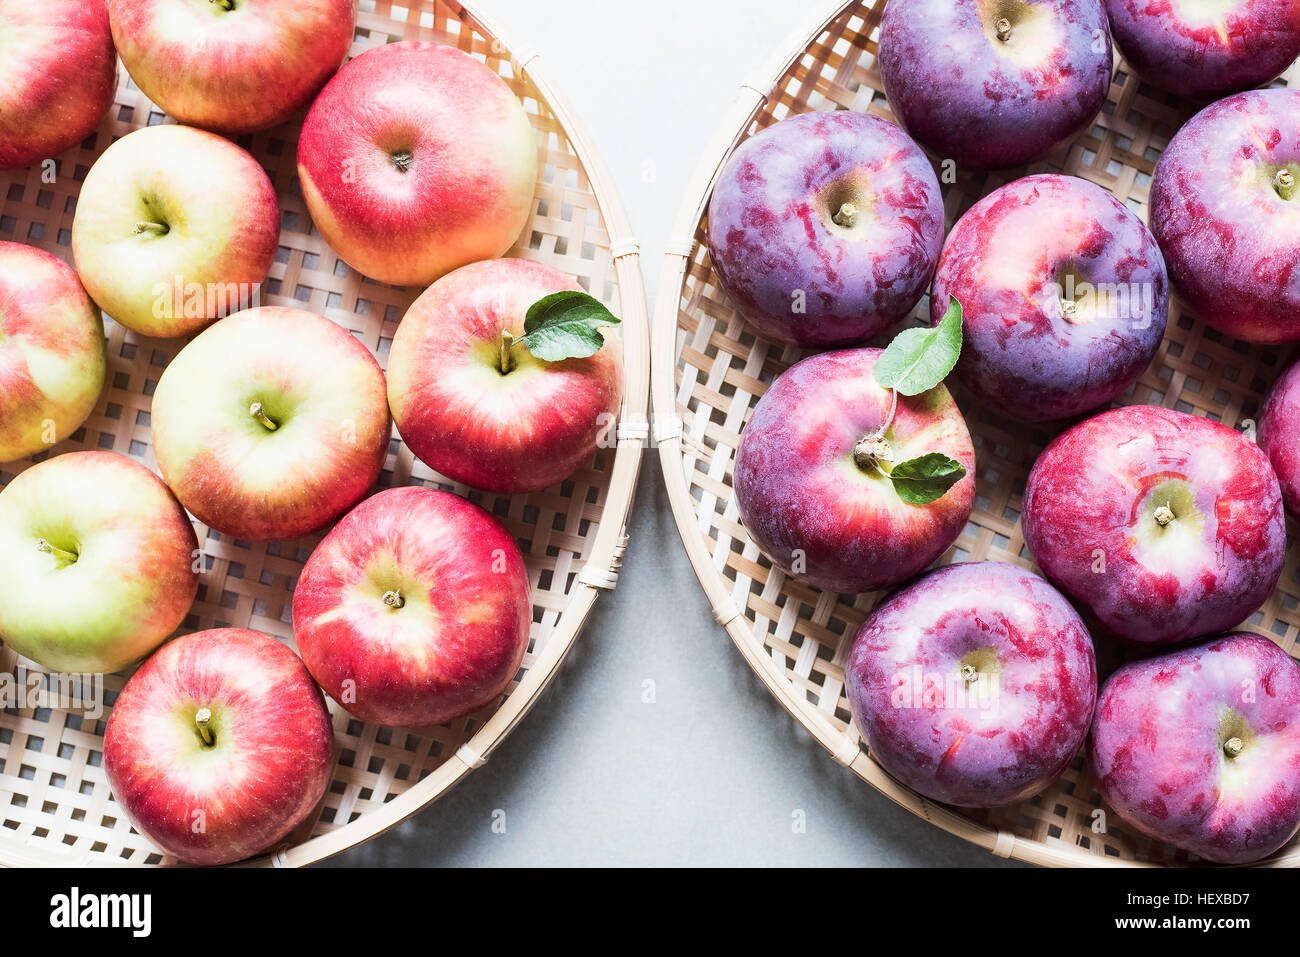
733, 299, 975, 594
1091, 633, 1300, 864
879, 0, 1113, 170
706, 110, 944, 348
932, 173, 1168, 422
847, 560, 1097, 807
1150, 88, 1300, 344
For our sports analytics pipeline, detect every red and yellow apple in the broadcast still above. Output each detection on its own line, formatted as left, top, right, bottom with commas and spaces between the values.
387, 258, 622, 493
150, 307, 390, 542
108, 0, 357, 135
0, 0, 117, 171
0, 242, 107, 463
0, 451, 198, 673
71, 124, 279, 338
297, 41, 537, 287
293, 487, 532, 727
103, 628, 334, 866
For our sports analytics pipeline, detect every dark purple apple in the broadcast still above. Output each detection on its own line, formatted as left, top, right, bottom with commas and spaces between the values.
879, 0, 1113, 170
1091, 632, 1300, 864
1150, 89, 1300, 344
1022, 405, 1285, 645
1105, 0, 1300, 99
932, 173, 1168, 421
706, 111, 944, 347
846, 560, 1098, 807
733, 348, 975, 595
1259, 357, 1300, 514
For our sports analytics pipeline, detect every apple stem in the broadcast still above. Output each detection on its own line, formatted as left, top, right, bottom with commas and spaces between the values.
1153, 503, 1174, 527
382, 590, 405, 609
133, 221, 169, 237
1275, 169, 1296, 201
855, 384, 900, 464
195, 707, 215, 747
1224, 736, 1244, 758
499, 329, 516, 375
35, 538, 78, 565
249, 402, 278, 432
995, 17, 1012, 41
832, 203, 858, 228
960, 664, 978, 684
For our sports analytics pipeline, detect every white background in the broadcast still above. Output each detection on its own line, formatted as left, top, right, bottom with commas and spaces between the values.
329, 0, 1020, 867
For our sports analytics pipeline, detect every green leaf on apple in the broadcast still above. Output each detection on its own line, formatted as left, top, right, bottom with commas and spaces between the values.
872, 296, 963, 396
888, 452, 967, 505
519, 291, 621, 362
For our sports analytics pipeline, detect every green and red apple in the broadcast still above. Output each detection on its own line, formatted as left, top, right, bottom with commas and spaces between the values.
297, 41, 537, 287
71, 124, 279, 338
103, 628, 334, 866
0, 451, 198, 673
150, 306, 390, 542
0, 242, 107, 463
108, 0, 357, 135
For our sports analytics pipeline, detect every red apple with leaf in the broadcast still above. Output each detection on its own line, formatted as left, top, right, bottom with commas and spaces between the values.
387, 258, 623, 494
733, 299, 975, 594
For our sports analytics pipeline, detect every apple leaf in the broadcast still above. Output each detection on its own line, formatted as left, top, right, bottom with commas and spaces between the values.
888, 453, 967, 505
873, 296, 963, 396
519, 291, 621, 362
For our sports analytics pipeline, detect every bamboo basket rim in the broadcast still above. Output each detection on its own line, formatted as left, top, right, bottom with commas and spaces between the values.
650, 0, 1300, 869
0, 0, 650, 869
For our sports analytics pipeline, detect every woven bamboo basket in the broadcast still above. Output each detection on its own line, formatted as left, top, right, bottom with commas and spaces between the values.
653, 0, 1300, 867
0, 0, 648, 867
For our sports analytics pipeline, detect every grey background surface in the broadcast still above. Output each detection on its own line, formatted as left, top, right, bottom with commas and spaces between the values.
327, 0, 1021, 868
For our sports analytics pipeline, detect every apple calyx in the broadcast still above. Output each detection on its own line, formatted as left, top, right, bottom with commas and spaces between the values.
36, 537, 78, 567
1060, 298, 1082, 324
498, 329, 516, 375
995, 17, 1012, 41
382, 590, 405, 610
133, 221, 169, 237
1275, 169, 1296, 202
209, 0, 235, 10
390, 151, 414, 173
853, 434, 894, 473
833, 203, 859, 228
249, 401, 279, 432
195, 707, 216, 748
960, 663, 978, 685
1224, 736, 1244, 759
1153, 503, 1174, 527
